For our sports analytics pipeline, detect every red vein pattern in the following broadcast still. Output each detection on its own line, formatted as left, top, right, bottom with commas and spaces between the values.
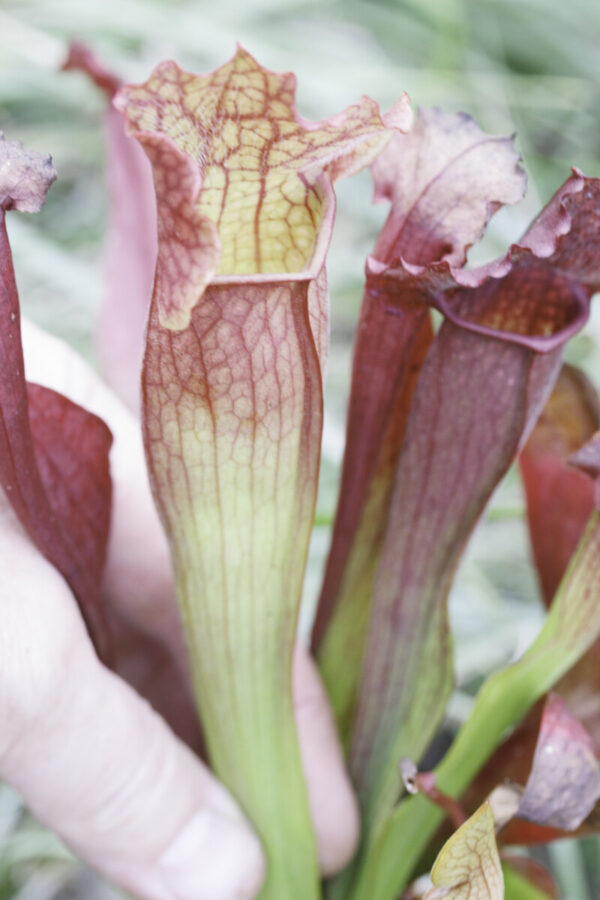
116, 47, 410, 328
117, 48, 408, 897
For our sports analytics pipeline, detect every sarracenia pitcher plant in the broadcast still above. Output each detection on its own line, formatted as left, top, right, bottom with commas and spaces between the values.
2, 44, 600, 900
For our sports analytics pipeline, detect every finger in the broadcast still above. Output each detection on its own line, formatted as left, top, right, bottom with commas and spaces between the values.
293, 643, 360, 876
0, 501, 264, 900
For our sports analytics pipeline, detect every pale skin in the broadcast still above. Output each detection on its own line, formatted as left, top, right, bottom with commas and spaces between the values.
0, 320, 359, 900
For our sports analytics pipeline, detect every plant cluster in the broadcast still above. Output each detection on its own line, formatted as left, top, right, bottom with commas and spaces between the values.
1, 44, 600, 900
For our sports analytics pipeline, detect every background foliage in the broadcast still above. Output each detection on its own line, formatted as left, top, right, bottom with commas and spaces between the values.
0, 0, 599, 896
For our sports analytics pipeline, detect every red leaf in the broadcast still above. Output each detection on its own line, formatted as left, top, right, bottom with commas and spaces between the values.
63, 43, 157, 411
520, 364, 599, 605
62, 42, 121, 96
27, 383, 112, 587
0, 135, 112, 659
500, 820, 571, 846
522, 372, 600, 755
501, 693, 600, 846
516, 693, 600, 831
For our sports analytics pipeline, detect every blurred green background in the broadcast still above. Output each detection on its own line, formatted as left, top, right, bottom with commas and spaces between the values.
1, 0, 599, 897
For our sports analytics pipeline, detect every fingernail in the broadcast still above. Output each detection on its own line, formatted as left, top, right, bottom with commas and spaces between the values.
155, 809, 265, 900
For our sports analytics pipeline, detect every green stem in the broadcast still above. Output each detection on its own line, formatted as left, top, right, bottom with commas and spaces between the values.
177, 559, 321, 900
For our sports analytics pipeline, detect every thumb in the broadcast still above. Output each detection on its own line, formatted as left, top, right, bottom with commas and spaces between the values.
0, 504, 264, 900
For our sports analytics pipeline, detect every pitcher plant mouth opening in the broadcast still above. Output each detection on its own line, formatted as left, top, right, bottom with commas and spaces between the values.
114, 47, 411, 330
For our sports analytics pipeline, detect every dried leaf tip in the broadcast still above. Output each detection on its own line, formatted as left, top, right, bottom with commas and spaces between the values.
370, 106, 526, 267
382, 92, 413, 133
0, 134, 56, 214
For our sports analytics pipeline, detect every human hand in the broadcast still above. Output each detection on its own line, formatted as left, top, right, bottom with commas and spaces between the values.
0, 320, 359, 900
